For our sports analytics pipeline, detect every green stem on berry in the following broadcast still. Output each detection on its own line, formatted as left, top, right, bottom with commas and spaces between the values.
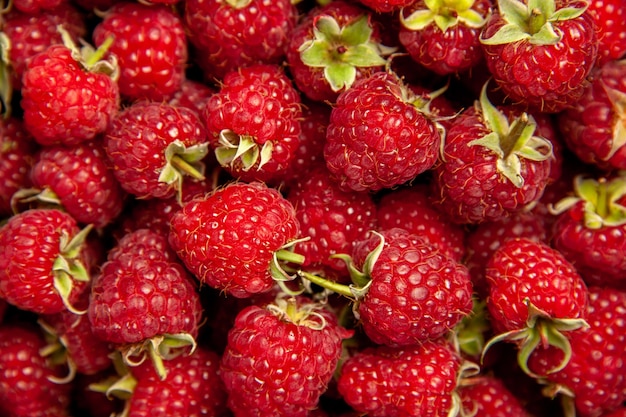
298, 269, 361, 299
481, 298, 588, 378
527, 7, 547, 35
500, 112, 530, 159
169, 154, 206, 181
85, 36, 114, 68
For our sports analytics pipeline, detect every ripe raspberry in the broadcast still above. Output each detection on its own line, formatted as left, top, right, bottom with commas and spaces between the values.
220, 295, 352, 417
104, 101, 209, 201
376, 184, 466, 262
88, 229, 203, 376
480, 0, 598, 113
0, 4, 87, 91
0, 116, 36, 217
0, 208, 92, 315
286, 1, 392, 102
357, 0, 416, 13
557, 59, 626, 171
459, 375, 530, 417
184, 0, 298, 81
324, 71, 441, 192
352, 228, 473, 346
203, 64, 302, 184
127, 347, 228, 417
92, 2, 187, 102
432, 83, 553, 224
0, 324, 72, 417
168, 181, 300, 298
20, 32, 120, 146
337, 339, 465, 417
484, 237, 589, 377
586, 0, 626, 66
399, 0, 491, 75
28, 140, 127, 228
287, 163, 378, 277
528, 286, 626, 417
550, 174, 626, 289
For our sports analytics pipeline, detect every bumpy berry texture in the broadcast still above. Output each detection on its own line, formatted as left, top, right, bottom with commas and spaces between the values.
352, 228, 473, 346
287, 163, 378, 277
104, 101, 209, 200
586, 0, 626, 66
0, 324, 72, 417
88, 228, 202, 346
168, 181, 300, 298
432, 86, 553, 224
92, 2, 187, 102
0, 208, 91, 315
557, 59, 626, 171
184, 0, 298, 81
0, 117, 36, 217
485, 237, 589, 376
286, 1, 390, 103
20, 41, 119, 146
324, 71, 441, 192
30, 140, 127, 228
337, 340, 463, 417
528, 286, 626, 417
550, 174, 626, 289
480, 0, 598, 113
127, 347, 228, 417
399, 0, 491, 75
459, 375, 530, 417
203, 64, 302, 184
220, 296, 352, 417
0, 4, 87, 91
376, 184, 466, 262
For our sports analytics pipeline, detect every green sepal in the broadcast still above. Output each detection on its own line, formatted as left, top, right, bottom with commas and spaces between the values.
480, 0, 587, 45
468, 82, 552, 188
550, 174, 626, 229
52, 224, 93, 315
215, 129, 273, 173
224, 0, 252, 7
121, 333, 197, 381
159, 139, 208, 204
454, 298, 489, 358
481, 298, 588, 378
270, 237, 308, 284
57, 25, 119, 80
0, 32, 12, 118
299, 15, 392, 92
401, 0, 488, 32
604, 84, 626, 160
10, 187, 62, 214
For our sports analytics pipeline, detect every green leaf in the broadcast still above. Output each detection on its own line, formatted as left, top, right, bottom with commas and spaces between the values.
324, 62, 357, 92
401, 9, 438, 31
480, 22, 530, 44
341, 15, 372, 46
498, 0, 530, 26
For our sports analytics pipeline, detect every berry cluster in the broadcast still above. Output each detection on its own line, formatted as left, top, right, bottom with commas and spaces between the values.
0, 0, 625, 416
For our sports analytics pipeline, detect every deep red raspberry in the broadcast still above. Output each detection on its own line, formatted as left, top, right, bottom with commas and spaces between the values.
459, 375, 530, 417
20, 42, 120, 146
0, 324, 72, 417
220, 295, 352, 417
0, 4, 86, 91
92, 2, 187, 102
184, 0, 298, 81
30, 140, 127, 228
0, 208, 92, 315
168, 181, 300, 298
88, 228, 202, 347
337, 340, 463, 417
104, 101, 209, 201
128, 347, 228, 417
0, 116, 37, 217
324, 71, 441, 192
480, 0, 598, 113
203, 64, 302, 184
